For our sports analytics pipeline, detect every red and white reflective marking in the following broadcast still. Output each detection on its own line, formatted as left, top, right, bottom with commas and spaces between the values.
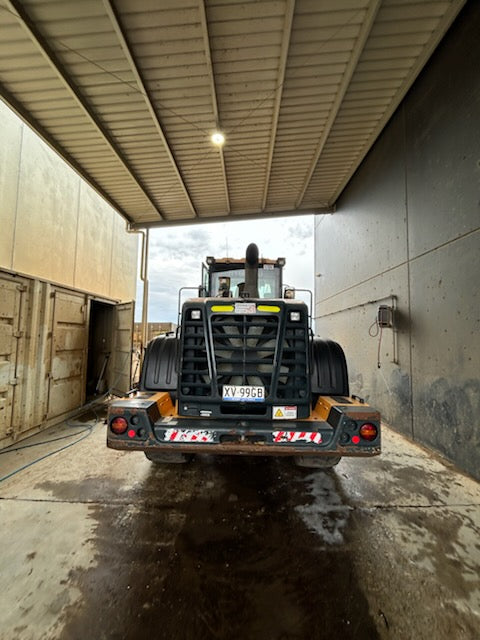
272, 431, 322, 444
164, 429, 214, 443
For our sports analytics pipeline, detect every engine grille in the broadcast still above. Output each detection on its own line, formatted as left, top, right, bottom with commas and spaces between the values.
212, 314, 278, 395
179, 302, 310, 416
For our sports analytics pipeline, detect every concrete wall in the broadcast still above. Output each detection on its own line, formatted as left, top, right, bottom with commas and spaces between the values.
0, 100, 138, 446
0, 100, 137, 302
314, 2, 480, 479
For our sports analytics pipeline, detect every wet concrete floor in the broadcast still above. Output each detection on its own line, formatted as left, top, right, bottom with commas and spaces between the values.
0, 412, 479, 640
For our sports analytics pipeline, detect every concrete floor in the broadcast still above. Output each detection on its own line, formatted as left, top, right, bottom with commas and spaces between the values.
0, 411, 479, 640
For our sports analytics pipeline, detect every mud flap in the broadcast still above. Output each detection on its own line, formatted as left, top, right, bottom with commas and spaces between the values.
144, 451, 192, 464
294, 455, 341, 469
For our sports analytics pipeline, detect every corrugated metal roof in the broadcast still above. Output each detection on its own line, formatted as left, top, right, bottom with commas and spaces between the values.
0, 0, 465, 227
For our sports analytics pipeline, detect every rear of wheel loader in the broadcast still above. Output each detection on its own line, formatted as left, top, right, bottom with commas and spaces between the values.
107, 244, 380, 467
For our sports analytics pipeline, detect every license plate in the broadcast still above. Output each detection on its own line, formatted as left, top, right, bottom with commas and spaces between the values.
222, 385, 265, 402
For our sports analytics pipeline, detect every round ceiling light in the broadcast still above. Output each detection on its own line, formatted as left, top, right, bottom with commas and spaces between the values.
211, 131, 225, 146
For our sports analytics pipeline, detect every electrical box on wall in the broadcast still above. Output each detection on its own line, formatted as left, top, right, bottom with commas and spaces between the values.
377, 305, 394, 328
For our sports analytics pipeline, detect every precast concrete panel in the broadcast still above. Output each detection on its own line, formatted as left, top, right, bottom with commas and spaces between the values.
315, 114, 407, 302
0, 102, 22, 269
315, 2, 480, 479
109, 214, 137, 302
74, 181, 114, 295
316, 263, 413, 438
409, 233, 479, 478
14, 127, 78, 285
405, 7, 480, 258
0, 102, 137, 303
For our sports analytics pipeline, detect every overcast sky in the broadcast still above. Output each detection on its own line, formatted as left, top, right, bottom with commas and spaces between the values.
136, 214, 315, 323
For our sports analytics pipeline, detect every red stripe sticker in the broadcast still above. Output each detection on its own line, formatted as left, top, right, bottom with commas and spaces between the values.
272, 431, 322, 444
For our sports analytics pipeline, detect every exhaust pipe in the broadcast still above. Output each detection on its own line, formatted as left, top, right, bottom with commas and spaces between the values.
243, 243, 259, 298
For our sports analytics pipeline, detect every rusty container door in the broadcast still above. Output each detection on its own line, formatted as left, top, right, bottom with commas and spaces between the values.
110, 302, 134, 395
0, 277, 26, 441
47, 289, 88, 419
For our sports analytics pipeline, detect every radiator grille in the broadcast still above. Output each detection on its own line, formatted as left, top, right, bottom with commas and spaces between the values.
179, 304, 310, 410
211, 314, 279, 395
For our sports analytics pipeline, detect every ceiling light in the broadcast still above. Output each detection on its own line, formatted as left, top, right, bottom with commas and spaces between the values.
211, 131, 225, 146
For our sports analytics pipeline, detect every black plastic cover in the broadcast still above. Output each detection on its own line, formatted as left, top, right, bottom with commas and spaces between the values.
310, 338, 349, 397
139, 335, 178, 392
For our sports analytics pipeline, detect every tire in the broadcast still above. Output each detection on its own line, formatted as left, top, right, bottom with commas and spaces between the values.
310, 338, 349, 406
293, 455, 341, 469
144, 451, 192, 464
140, 335, 178, 394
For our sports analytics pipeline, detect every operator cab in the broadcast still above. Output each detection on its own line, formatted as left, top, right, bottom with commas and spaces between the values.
201, 255, 285, 299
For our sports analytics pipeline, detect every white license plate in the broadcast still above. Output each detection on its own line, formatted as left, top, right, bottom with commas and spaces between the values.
222, 385, 265, 402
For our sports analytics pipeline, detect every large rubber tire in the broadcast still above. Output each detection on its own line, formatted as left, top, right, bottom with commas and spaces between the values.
310, 338, 349, 405
144, 451, 192, 464
140, 335, 178, 394
294, 455, 341, 469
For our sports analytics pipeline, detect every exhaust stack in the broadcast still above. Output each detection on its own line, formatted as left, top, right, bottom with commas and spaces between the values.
243, 243, 259, 298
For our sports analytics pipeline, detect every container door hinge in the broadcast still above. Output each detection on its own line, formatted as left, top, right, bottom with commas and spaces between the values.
9, 378, 19, 386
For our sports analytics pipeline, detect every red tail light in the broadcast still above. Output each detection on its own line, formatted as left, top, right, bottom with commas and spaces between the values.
110, 417, 128, 434
359, 423, 378, 441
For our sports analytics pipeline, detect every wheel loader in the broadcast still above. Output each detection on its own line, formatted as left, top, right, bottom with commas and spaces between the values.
107, 244, 380, 468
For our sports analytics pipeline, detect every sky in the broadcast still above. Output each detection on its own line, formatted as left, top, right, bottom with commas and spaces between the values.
136, 214, 315, 324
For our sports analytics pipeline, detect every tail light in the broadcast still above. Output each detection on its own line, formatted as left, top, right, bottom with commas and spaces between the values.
110, 416, 128, 435
359, 423, 378, 441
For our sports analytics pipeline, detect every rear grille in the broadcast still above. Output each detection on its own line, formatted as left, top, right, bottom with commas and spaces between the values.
211, 314, 278, 395
179, 318, 210, 397
179, 303, 310, 415
277, 320, 308, 399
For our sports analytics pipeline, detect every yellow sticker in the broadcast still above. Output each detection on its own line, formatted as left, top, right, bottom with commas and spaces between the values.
275, 409, 284, 418
257, 305, 280, 313
211, 305, 234, 312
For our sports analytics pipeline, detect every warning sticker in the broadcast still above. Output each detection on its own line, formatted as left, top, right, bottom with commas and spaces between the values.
273, 406, 297, 419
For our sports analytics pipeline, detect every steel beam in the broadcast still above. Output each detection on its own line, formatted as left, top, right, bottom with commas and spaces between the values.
130, 207, 334, 230
295, 0, 382, 208
198, 0, 231, 213
5, 0, 165, 220
329, 0, 467, 205
103, 0, 198, 218
261, 0, 295, 212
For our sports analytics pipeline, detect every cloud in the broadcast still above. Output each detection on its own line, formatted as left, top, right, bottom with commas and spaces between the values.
287, 221, 313, 241
136, 215, 315, 323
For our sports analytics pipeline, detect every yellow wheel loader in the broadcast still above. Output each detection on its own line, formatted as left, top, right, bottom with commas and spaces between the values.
107, 244, 380, 468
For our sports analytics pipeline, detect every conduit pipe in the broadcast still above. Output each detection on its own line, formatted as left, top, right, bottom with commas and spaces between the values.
126, 224, 149, 353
